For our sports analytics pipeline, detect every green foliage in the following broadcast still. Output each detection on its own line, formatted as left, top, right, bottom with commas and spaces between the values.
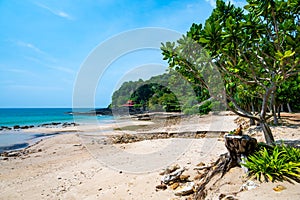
198, 100, 212, 115
242, 144, 300, 182
276, 73, 300, 111
183, 107, 198, 115
161, 0, 300, 144
111, 72, 209, 113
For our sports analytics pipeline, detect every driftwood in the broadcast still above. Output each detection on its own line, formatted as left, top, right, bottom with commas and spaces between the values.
195, 134, 257, 200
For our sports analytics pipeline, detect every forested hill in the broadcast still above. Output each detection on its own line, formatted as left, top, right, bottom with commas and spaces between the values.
111, 70, 212, 114
111, 69, 299, 116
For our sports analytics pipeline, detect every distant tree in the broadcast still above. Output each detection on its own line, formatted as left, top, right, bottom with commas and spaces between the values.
111, 72, 210, 114
276, 73, 300, 115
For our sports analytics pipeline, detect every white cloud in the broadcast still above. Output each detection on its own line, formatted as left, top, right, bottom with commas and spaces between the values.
25, 54, 75, 75
24, 56, 43, 63
49, 66, 76, 75
13, 40, 57, 63
7, 84, 64, 91
16, 41, 46, 55
5, 68, 31, 74
0, 66, 38, 77
34, 2, 73, 20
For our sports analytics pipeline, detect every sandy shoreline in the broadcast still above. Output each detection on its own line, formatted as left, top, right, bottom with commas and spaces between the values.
0, 113, 299, 199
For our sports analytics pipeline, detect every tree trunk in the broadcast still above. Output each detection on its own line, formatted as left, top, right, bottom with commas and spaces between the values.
250, 102, 256, 125
224, 135, 257, 166
277, 105, 281, 119
271, 93, 278, 125
251, 102, 255, 113
260, 85, 276, 144
287, 103, 292, 113
195, 135, 257, 200
272, 105, 278, 125
261, 120, 275, 144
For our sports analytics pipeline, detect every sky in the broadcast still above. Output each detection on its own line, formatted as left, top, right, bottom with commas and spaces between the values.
0, 0, 246, 108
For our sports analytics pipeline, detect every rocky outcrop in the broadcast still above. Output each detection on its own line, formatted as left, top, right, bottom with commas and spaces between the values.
1, 122, 78, 131
156, 164, 195, 198
0, 126, 12, 131
108, 131, 213, 144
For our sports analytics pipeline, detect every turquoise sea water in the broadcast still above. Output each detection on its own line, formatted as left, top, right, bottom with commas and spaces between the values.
0, 108, 73, 127
0, 108, 114, 153
0, 108, 113, 127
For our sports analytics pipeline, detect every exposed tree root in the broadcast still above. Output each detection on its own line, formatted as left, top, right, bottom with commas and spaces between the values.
194, 135, 257, 200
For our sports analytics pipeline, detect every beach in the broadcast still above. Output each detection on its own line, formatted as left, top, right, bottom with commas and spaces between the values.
0, 112, 299, 199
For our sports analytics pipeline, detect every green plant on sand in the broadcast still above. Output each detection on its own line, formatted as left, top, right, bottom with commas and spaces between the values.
242, 144, 300, 182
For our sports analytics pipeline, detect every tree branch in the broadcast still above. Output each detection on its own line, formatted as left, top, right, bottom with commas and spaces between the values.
260, 84, 276, 120
226, 95, 260, 121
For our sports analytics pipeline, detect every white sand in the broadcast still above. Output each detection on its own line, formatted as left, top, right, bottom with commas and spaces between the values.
0, 113, 299, 199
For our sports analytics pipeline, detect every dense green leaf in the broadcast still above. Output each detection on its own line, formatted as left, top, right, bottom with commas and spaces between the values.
160, 0, 300, 144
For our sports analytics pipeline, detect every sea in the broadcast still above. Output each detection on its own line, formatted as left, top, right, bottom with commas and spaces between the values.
0, 108, 114, 153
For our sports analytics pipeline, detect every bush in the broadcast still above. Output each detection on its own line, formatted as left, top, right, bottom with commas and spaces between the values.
198, 101, 212, 115
242, 144, 300, 182
183, 106, 199, 115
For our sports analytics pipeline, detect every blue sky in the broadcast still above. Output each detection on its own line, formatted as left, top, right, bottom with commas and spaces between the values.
0, 0, 245, 108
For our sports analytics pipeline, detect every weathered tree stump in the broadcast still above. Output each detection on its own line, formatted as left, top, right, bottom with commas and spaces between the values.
224, 134, 257, 169
195, 134, 257, 200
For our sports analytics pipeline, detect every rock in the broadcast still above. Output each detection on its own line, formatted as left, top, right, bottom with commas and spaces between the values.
273, 185, 286, 192
174, 182, 195, 196
1, 126, 12, 130
193, 173, 205, 181
13, 125, 20, 129
179, 174, 190, 181
95, 108, 113, 115
161, 168, 185, 184
239, 180, 259, 191
0, 157, 9, 160
170, 182, 180, 190
1, 152, 8, 157
155, 183, 167, 190
159, 164, 180, 175
220, 194, 238, 200
7, 152, 21, 157
111, 134, 140, 144
196, 162, 206, 167
138, 116, 151, 121
51, 122, 61, 126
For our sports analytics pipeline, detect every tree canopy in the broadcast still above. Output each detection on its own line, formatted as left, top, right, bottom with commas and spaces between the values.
161, 0, 299, 144
111, 71, 211, 114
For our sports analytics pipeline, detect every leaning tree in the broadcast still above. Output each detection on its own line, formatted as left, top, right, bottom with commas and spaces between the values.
161, 0, 299, 144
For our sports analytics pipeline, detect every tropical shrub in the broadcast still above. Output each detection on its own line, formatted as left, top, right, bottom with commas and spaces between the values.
242, 144, 300, 182
198, 101, 212, 115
